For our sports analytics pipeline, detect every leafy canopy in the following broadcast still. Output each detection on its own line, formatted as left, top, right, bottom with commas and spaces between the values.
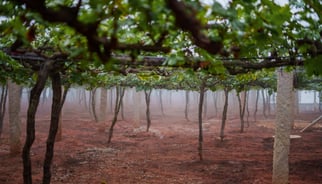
0, 0, 321, 88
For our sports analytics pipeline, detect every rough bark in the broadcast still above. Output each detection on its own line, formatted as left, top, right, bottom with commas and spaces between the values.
272, 70, 294, 184
43, 72, 63, 184
23, 60, 52, 184
144, 89, 152, 132
0, 83, 8, 139
220, 89, 229, 142
8, 80, 22, 155
55, 111, 63, 142
107, 86, 125, 144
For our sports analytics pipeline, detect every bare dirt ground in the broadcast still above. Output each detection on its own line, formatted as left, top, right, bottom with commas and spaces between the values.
1, 105, 322, 184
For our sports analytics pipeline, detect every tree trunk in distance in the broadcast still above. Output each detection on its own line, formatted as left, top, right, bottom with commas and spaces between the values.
272, 69, 294, 184
198, 82, 205, 161
91, 88, 98, 122
82, 89, 88, 111
261, 90, 267, 118
0, 83, 8, 139
314, 91, 318, 112
88, 90, 93, 117
319, 91, 322, 112
41, 87, 48, 106
133, 88, 141, 128
185, 90, 190, 121
55, 85, 69, 142
245, 91, 250, 126
159, 90, 165, 116
107, 86, 125, 144
144, 89, 152, 132
99, 88, 108, 122
254, 90, 259, 122
121, 93, 125, 120
237, 91, 247, 133
8, 80, 22, 155
213, 92, 218, 117
109, 88, 114, 113
267, 93, 271, 116
203, 91, 208, 120
77, 88, 82, 105
220, 89, 229, 142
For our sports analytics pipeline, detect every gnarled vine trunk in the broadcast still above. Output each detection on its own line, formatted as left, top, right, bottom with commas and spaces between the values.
253, 90, 259, 122
91, 88, 98, 122
144, 89, 152, 132
23, 60, 52, 184
220, 88, 229, 142
107, 86, 125, 144
43, 72, 64, 184
237, 91, 247, 133
22, 60, 67, 184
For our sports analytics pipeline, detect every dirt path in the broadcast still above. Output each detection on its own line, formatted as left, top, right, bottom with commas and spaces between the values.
1, 110, 322, 184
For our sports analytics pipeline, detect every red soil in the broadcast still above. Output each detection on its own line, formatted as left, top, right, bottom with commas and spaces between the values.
0, 107, 322, 184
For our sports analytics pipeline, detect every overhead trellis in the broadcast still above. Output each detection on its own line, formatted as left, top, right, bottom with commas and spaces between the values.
3, 49, 304, 75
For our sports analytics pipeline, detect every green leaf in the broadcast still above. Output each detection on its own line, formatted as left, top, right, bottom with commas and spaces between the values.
305, 55, 322, 76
